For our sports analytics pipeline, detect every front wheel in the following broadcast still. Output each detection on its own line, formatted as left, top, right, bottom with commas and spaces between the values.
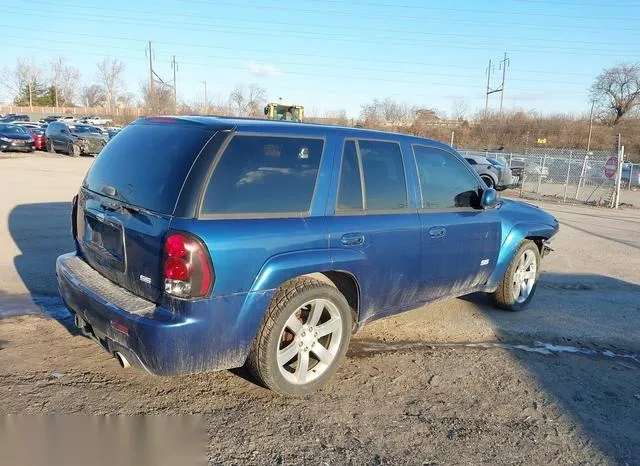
490, 240, 541, 311
247, 277, 353, 396
481, 175, 496, 189
46, 140, 54, 153
69, 143, 80, 157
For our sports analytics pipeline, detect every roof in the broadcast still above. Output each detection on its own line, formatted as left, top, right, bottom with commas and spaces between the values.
134, 115, 450, 149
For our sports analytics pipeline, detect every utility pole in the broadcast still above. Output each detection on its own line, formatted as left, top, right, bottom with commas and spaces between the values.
587, 100, 595, 152
499, 52, 510, 114
202, 81, 208, 114
484, 59, 492, 116
147, 41, 154, 99
171, 55, 178, 111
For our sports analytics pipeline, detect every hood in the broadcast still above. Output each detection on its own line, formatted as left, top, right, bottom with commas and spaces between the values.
500, 198, 558, 229
72, 132, 106, 140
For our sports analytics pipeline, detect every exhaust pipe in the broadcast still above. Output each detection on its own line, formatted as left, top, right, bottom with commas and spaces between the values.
114, 351, 131, 369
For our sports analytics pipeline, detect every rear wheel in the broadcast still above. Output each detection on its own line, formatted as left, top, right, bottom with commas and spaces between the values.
46, 139, 54, 153
490, 240, 540, 311
247, 277, 352, 396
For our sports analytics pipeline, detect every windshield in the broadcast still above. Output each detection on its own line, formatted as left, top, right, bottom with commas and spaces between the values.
0, 124, 27, 135
487, 158, 504, 166
71, 125, 100, 134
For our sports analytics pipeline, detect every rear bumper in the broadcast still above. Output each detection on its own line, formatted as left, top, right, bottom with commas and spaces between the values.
56, 252, 272, 376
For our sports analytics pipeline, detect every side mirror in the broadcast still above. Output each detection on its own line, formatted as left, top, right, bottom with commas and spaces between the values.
480, 188, 498, 209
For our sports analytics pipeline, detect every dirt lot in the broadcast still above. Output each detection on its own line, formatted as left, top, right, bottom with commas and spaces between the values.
1, 154, 640, 465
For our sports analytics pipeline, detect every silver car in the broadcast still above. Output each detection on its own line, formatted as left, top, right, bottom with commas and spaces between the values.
464, 155, 514, 190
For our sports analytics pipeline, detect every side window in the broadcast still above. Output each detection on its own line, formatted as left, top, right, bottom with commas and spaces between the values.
202, 135, 324, 215
359, 140, 407, 210
413, 146, 481, 210
337, 140, 363, 210
465, 158, 477, 165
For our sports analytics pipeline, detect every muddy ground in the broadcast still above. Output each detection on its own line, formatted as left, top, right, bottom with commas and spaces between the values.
1, 155, 639, 465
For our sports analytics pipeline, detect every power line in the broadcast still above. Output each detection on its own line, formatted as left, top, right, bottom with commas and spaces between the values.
179, 0, 640, 32
0, 36, 591, 92
15, 0, 640, 49
0, 38, 588, 98
0, 6, 636, 58
0, 26, 619, 78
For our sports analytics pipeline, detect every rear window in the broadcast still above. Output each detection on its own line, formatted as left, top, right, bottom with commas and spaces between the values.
202, 135, 324, 215
83, 123, 213, 214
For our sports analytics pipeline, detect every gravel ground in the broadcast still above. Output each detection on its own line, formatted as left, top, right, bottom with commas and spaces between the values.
1, 155, 639, 465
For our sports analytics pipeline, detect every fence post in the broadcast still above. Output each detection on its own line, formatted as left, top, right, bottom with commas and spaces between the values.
563, 151, 572, 202
614, 147, 624, 209
536, 155, 547, 196
629, 163, 634, 191
575, 154, 589, 201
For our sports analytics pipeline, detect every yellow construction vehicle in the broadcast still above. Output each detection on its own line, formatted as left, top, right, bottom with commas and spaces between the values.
264, 102, 304, 122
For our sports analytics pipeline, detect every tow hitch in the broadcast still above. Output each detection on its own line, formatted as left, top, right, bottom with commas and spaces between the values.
541, 240, 554, 258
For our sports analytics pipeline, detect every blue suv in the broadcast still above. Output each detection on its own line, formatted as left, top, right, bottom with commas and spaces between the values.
56, 116, 558, 395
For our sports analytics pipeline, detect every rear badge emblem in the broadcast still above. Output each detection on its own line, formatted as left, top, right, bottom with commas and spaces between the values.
480, 259, 490, 266
139, 275, 152, 284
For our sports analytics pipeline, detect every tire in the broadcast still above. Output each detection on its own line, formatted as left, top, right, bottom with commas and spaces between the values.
490, 240, 541, 311
69, 143, 80, 157
247, 277, 353, 396
46, 140, 54, 153
481, 175, 496, 189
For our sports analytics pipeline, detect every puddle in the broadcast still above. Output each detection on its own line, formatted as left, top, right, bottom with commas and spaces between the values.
0, 294, 71, 321
348, 339, 640, 365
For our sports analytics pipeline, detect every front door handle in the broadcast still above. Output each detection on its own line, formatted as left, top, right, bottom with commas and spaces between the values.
428, 227, 447, 238
341, 233, 365, 246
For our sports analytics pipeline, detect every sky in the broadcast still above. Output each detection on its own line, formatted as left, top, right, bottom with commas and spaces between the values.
1, 0, 640, 118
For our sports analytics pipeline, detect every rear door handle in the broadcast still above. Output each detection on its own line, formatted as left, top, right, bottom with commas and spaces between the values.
428, 227, 447, 238
341, 233, 365, 246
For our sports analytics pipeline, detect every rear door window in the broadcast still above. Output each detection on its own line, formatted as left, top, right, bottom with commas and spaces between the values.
201, 134, 324, 215
359, 140, 407, 210
83, 123, 214, 214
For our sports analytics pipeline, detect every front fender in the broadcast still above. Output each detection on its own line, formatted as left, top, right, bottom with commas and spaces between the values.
486, 221, 558, 289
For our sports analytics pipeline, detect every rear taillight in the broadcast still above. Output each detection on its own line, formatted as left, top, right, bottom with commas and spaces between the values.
163, 232, 214, 299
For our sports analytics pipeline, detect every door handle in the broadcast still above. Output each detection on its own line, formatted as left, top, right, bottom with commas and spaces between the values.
428, 227, 447, 238
341, 233, 365, 246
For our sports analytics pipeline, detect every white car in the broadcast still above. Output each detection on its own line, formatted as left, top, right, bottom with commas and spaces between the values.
82, 116, 112, 126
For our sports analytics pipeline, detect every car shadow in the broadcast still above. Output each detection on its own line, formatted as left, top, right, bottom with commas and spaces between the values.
6, 202, 77, 333
458, 272, 640, 464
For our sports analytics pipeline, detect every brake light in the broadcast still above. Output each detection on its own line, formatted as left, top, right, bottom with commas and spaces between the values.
163, 232, 214, 299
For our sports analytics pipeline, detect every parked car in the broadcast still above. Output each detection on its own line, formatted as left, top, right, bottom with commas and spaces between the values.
45, 121, 107, 156
105, 127, 121, 140
0, 114, 29, 123
82, 116, 113, 126
56, 117, 559, 395
621, 163, 640, 188
41, 115, 63, 124
27, 127, 47, 150
464, 154, 514, 190
0, 123, 35, 152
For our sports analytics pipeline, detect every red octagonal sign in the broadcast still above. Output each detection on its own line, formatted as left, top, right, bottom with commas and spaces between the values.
604, 156, 618, 179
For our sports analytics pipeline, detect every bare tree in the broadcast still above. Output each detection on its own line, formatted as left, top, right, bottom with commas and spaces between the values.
141, 82, 174, 114
81, 85, 106, 107
229, 84, 267, 116
590, 62, 640, 125
451, 98, 469, 121
50, 57, 80, 107
0, 59, 42, 107
96, 58, 125, 112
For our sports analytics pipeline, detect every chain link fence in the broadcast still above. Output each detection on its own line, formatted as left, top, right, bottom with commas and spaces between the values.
460, 148, 639, 206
